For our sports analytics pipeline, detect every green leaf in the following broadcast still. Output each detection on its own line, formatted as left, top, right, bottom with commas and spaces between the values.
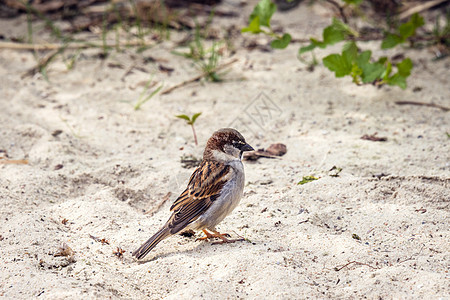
241, 16, 261, 33
387, 74, 407, 89
399, 22, 415, 39
398, 13, 424, 39
310, 38, 326, 48
176, 114, 191, 122
410, 13, 425, 27
353, 50, 385, 83
377, 56, 388, 65
383, 13, 424, 48
343, 0, 362, 4
342, 42, 358, 62
248, 0, 276, 28
299, 18, 357, 54
271, 33, 291, 49
342, 41, 355, 52
384, 58, 412, 89
342, 43, 360, 83
191, 112, 202, 123
350, 64, 363, 84
323, 53, 352, 77
331, 18, 358, 37
396, 58, 413, 76
381, 60, 392, 79
381, 33, 403, 49
356, 50, 372, 65
298, 176, 319, 185
298, 43, 316, 54
360, 62, 385, 83
323, 23, 345, 45
414, 16, 425, 29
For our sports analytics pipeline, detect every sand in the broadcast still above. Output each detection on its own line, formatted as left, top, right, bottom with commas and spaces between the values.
0, 1, 449, 299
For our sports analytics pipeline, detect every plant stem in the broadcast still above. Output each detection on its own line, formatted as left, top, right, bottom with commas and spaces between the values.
191, 125, 198, 146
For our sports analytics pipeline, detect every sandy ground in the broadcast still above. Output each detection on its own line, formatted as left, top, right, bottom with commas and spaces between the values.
0, 1, 449, 299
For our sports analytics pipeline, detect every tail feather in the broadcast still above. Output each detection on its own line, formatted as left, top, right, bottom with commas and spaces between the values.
132, 226, 171, 260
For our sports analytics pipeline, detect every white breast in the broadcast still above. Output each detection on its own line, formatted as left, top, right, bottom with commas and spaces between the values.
191, 159, 245, 231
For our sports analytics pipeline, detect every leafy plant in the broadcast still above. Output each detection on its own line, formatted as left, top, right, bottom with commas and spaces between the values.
197, 42, 223, 82
176, 113, 202, 146
381, 13, 425, 49
242, 0, 426, 89
322, 41, 413, 88
300, 13, 423, 89
241, 0, 291, 49
19, 0, 160, 81
299, 18, 358, 54
173, 20, 225, 82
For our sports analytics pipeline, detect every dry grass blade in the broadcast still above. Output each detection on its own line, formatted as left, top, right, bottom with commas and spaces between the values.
0, 159, 29, 164
397, 0, 450, 20
161, 58, 238, 95
334, 261, 379, 271
21, 49, 59, 78
0, 40, 155, 51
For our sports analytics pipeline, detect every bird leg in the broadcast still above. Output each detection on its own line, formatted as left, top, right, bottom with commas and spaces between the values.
196, 229, 216, 241
196, 229, 232, 242
202, 229, 245, 245
211, 230, 246, 245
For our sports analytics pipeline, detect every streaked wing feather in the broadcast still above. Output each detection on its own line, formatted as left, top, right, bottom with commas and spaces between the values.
167, 161, 231, 234
170, 161, 230, 211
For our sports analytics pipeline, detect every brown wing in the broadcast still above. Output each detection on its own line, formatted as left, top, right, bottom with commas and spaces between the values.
166, 160, 231, 234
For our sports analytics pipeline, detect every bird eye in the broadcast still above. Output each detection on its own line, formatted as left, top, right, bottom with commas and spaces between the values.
232, 140, 246, 149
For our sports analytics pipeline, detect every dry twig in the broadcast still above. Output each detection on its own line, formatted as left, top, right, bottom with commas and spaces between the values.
361, 133, 387, 142
334, 261, 379, 271
395, 101, 449, 112
89, 234, 110, 245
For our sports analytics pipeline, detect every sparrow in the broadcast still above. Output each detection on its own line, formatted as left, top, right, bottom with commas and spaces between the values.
132, 128, 254, 260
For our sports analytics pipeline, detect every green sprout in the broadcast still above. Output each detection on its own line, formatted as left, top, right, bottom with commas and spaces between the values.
176, 113, 202, 146
172, 19, 225, 82
297, 176, 319, 185
134, 81, 163, 110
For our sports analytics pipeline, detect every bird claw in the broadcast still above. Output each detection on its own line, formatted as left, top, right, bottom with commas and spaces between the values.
196, 230, 232, 242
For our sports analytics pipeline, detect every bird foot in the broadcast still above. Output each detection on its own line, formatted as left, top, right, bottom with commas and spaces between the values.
196, 230, 231, 242
196, 229, 245, 245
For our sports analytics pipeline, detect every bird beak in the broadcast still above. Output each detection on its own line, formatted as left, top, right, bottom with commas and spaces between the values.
240, 143, 254, 152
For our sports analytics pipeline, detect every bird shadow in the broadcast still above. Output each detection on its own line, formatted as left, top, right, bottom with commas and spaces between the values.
132, 235, 252, 264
